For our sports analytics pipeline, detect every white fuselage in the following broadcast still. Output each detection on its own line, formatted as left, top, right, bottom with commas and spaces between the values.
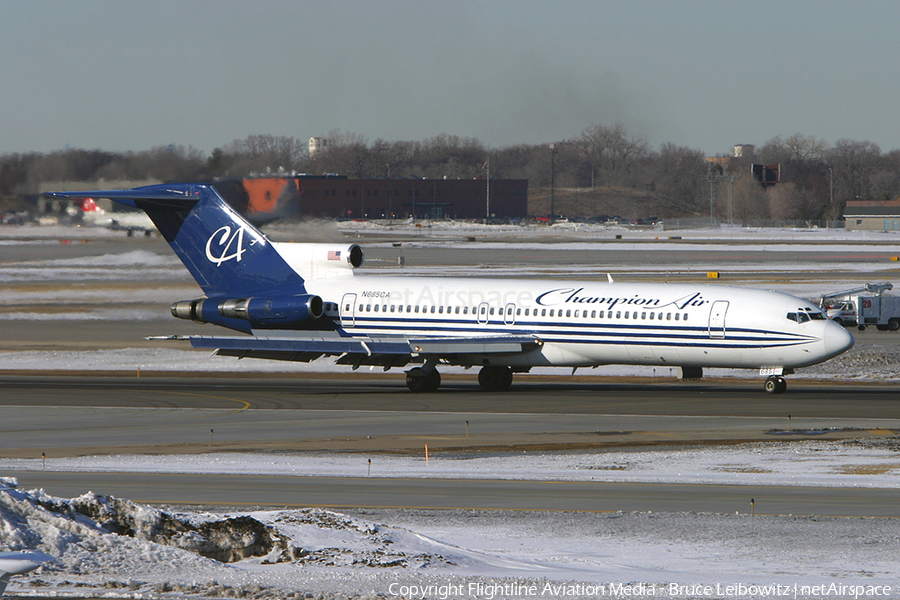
271, 275, 854, 371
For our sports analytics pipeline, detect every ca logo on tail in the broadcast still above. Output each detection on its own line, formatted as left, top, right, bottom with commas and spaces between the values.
206, 225, 249, 266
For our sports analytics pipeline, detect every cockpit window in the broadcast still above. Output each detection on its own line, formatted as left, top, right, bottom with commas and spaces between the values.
803, 307, 826, 320
789, 308, 825, 323
799, 306, 827, 321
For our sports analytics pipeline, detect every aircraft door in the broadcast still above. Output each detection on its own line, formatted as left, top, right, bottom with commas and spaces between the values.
477, 302, 490, 325
503, 303, 516, 325
341, 293, 357, 327
708, 300, 728, 338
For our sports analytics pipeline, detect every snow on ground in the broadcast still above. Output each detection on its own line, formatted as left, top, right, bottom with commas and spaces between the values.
3, 438, 900, 600
3, 439, 900, 489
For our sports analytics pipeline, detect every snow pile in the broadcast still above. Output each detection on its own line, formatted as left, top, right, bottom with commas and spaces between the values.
5, 476, 900, 599
0, 477, 508, 598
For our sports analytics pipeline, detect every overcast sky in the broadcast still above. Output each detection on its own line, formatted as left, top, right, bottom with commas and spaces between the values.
3, 0, 899, 156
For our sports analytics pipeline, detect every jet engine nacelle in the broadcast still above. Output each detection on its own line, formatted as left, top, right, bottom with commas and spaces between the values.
172, 294, 324, 326
272, 242, 363, 280
218, 294, 324, 324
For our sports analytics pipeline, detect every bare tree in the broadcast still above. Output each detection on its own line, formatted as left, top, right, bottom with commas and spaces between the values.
827, 139, 882, 206
644, 143, 707, 217
577, 123, 649, 187
768, 182, 819, 220
732, 177, 769, 221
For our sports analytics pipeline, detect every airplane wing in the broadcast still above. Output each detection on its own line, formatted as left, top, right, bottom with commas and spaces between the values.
183, 334, 544, 369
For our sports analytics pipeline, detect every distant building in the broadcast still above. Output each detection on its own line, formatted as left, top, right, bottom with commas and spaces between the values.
707, 144, 754, 169
308, 137, 330, 159
843, 197, 900, 231
733, 144, 754, 159
215, 175, 529, 223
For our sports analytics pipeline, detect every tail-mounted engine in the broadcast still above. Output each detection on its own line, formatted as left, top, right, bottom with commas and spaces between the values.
172, 294, 324, 326
271, 243, 363, 280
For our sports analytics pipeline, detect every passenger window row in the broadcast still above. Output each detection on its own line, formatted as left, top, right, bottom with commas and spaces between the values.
344, 303, 689, 322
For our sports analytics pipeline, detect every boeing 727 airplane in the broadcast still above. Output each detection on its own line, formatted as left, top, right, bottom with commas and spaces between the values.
48, 184, 854, 393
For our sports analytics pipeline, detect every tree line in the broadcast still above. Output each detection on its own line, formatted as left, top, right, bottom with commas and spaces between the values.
2, 126, 899, 221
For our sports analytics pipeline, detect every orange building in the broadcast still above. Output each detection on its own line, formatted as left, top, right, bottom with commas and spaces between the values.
214, 176, 528, 223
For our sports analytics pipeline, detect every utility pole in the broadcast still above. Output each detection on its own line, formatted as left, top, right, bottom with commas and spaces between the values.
829, 167, 834, 208
485, 156, 491, 220
706, 164, 727, 228
727, 174, 738, 225
549, 143, 557, 223
387, 163, 392, 224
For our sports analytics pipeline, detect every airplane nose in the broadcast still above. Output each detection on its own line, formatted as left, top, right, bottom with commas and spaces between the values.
823, 321, 854, 359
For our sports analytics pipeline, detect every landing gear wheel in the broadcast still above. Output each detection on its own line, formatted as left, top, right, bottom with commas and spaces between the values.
478, 366, 513, 391
406, 367, 441, 392
764, 375, 787, 394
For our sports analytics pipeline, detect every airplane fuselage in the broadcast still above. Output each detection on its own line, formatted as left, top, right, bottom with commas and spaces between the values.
287, 276, 852, 371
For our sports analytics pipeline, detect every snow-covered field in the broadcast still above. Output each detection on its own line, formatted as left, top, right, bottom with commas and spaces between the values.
3, 439, 900, 600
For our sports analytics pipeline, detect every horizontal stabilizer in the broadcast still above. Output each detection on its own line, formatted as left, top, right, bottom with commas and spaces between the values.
45, 186, 202, 210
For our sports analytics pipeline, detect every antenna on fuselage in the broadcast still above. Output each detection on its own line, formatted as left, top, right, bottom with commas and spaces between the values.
607, 273, 615, 284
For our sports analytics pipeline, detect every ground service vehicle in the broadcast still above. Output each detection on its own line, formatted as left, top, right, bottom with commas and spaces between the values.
856, 295, 900, 331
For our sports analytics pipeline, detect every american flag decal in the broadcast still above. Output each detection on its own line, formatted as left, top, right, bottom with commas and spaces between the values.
327, 250, 341, 261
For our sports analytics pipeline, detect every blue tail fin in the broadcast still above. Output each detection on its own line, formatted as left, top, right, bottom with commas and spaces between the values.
48, 184, 305, 298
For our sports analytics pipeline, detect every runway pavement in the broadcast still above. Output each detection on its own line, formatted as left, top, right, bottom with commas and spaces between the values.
1, 376, 898, 456
5, 470, 899, 517
1, 376, 899, 516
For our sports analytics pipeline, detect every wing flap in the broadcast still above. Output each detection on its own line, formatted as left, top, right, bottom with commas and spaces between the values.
408, 336, 542, 354
184, 334, 542, 361
188, 335, 411, 356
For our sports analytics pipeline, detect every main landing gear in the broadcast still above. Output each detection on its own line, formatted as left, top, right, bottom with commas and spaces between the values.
405, 365, 515, 392
477, 366, 513, 392
764, 375, 787, 394
406, 367, 441, 392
